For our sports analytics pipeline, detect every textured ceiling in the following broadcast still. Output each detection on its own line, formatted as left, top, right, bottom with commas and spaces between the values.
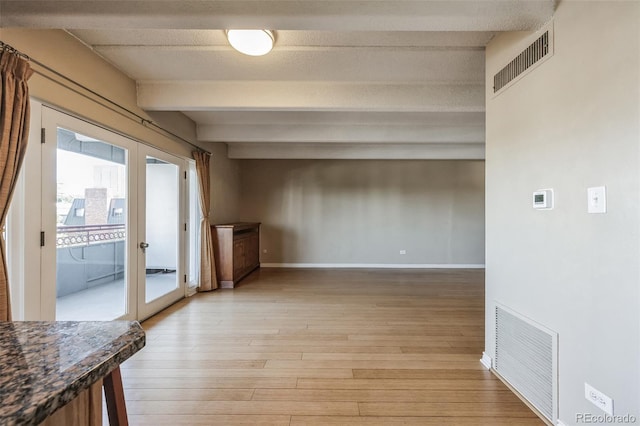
0, 1, 556, 159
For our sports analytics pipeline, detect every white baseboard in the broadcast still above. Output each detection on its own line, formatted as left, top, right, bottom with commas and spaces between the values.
261, 263, 485, 269
480, 352, 492, 370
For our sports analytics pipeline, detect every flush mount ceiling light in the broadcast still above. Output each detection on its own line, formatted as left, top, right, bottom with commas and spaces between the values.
225, 30, 275, 56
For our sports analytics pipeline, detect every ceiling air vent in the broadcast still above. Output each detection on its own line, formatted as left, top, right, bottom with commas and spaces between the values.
493, 29, 552, 94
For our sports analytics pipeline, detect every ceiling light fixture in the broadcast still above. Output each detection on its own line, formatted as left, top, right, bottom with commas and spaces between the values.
225, 30, 275, 56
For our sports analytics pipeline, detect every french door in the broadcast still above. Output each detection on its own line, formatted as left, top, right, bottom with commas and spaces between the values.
137, 145, 186, 320
41, 107, 186, 321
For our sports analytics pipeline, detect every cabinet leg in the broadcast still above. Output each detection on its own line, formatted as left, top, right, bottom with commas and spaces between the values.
103, 367, 129, 426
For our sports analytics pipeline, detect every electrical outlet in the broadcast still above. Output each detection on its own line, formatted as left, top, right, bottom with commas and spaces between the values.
585, 383, 613, 415
399, 250, 406, 255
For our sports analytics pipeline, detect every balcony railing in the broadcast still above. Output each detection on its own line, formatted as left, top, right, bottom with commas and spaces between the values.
56, 224, 126, 248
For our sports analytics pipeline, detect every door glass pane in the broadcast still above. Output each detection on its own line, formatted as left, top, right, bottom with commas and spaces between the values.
55, 128, 127, 320
145, 156, 179, 303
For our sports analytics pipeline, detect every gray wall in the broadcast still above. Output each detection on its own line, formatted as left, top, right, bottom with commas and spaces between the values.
210, 142, 241, 224
238, 159, 485, 265
485, 2, 639, 423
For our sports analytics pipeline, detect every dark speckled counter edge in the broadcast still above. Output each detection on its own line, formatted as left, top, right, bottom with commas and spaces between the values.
0, 322, 145, 426
33, 332, 145, 425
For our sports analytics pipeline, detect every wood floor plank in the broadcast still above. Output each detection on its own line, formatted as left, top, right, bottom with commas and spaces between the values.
398, 346, 483, 355
146, 329, 281, 336
359, 402, 541, 417
265, 359, 484, 370
252, 388, 524, 403
296, 378, 507, 390
352, 369, 497, 380
347, 334, 484, 342
125, 389, 254, 401
290, 416, 545, 425
249, 338, 450, 347
301, 353, 480, 361
121, 268, 545, 425
130, 352, 302, 361
122, 360, 266, 369
127, 400, 359, 416
123, 368, 353, 378
122, 377, 297, 389
253, 334, 351, 341
284, 326, 481, 335
191, 344, 402, 354
143, 336, 254, 345
129, 414, 291, 426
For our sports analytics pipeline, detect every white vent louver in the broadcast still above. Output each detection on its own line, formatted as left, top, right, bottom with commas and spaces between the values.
493, 30, 551, 93
495, 305, 557, 423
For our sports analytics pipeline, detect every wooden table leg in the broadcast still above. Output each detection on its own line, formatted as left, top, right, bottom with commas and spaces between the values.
103, 366, 129, 426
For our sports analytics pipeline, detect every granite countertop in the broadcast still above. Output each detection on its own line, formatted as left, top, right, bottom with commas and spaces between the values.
0, 321, 145, 426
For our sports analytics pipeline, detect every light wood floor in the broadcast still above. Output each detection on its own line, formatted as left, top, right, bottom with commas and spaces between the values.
122, 268, 544, 425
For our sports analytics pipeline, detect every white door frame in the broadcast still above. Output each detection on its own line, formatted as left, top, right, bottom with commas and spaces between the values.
136, 144, 187, 320
6, 100, 43, 320
41, 106, 140, 320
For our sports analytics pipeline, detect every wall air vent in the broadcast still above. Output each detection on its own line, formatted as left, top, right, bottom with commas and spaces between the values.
493, 28, 552, 94
495, 304, 558, 423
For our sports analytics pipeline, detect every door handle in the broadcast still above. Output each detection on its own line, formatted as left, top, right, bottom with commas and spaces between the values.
139, 242, 149, 253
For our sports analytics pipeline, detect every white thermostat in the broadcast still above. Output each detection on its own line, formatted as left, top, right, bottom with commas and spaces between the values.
533, 189, 553, 209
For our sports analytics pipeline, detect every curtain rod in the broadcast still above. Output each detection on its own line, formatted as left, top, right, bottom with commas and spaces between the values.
0, 40, 30, 61
0, 39, 210, 155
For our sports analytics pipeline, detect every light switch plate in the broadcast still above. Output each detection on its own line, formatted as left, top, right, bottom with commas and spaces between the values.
587, 186, 606, 214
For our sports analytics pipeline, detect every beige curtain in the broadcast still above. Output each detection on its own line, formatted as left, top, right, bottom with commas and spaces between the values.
193, 151, 217, 291
0, 48, 33, 321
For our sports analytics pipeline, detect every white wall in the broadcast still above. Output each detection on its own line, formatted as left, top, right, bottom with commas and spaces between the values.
238, 159, 485, 266
485, 2, 640, 424
145, 163, 178, 270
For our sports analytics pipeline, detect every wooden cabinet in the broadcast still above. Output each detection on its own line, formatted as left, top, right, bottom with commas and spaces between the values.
212, 222, 260, 288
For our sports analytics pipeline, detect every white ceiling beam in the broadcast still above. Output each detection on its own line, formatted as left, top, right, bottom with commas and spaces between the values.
227, 142, 485, 160
1, 1, 555, 31
69, 29, 496, 48
137, 81, 484, 112
91, 45, 485, 83
197, 124, 484, 144
185, 111, 486, 126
